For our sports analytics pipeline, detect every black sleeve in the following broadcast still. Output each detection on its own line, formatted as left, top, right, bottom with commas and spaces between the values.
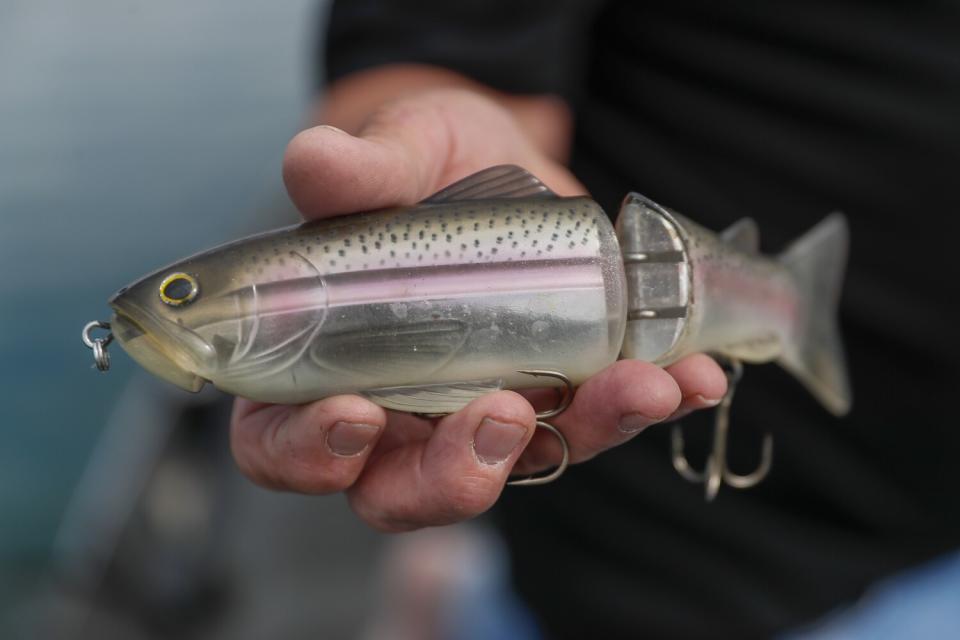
321, 0, 603, 102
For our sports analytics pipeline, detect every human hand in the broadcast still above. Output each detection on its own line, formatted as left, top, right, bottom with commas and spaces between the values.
231, 87, 727, 531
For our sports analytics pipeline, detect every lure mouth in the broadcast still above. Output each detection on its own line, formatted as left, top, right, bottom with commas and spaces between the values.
109, 298, 213, 393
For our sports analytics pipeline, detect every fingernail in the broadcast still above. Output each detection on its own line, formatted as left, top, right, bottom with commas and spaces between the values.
618, 413, 664, 434
473, 418, 527, 465
317, 124, 348, 135
691, 394, 722, 409
326, 421, 381, 457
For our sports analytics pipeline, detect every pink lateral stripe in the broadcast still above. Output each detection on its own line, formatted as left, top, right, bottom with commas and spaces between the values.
324, 259, 604, 308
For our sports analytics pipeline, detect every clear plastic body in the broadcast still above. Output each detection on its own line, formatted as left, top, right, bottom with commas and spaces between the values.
111, 196, 627, 411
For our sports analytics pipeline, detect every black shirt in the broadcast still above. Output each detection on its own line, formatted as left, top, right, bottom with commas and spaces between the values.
324, 2, 960, 638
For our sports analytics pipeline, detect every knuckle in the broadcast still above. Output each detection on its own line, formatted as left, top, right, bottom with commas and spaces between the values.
577, 428, 616, 459
230, 451, 261, 484
283, 460, 352, 495
609, 361, 682, 415
244, 470, 284, 492
260, 411, 358, 495
229, 438, 284, 491
366, 95, 422, 128
347, 491, 416, 533
230, 421, 276, 488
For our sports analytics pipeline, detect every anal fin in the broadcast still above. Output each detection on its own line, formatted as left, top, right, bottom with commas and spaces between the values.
362, 378, 504, 414
718, 333, 783, 363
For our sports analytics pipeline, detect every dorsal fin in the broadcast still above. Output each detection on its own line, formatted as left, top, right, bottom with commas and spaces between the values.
421, 165, 557, 203
720, 217, 760, 253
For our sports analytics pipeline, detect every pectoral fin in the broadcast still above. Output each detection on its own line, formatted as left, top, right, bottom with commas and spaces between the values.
310, 320, 469, 379
212, 334, 238, 368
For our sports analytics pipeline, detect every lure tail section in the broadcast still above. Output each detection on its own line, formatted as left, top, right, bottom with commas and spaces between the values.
616, 193, 853, 417
777, 214, 852, 416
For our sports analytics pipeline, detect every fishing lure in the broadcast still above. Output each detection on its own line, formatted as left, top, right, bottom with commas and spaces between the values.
83, 165, 851, 495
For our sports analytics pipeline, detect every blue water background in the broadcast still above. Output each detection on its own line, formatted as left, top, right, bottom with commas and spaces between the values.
0, 0, 315, 596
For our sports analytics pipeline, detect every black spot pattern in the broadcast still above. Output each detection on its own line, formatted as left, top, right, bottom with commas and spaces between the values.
238, 199, 605, 276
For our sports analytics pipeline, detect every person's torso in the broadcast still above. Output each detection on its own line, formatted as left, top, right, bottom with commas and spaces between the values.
497, 2, 960, 638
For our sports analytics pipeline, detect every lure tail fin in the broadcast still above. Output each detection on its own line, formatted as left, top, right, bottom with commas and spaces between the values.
777, 213, 852, 416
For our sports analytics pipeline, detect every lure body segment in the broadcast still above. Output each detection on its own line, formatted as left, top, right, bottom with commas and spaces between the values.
110, 167, 627, 411
106, 166, 851, 416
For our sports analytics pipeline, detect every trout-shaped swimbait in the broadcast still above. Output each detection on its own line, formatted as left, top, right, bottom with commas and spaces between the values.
95, 165, 851, 419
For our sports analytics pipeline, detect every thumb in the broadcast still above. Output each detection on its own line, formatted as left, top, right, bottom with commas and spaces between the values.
283, 89, 583, 221
283, 95, 459, 220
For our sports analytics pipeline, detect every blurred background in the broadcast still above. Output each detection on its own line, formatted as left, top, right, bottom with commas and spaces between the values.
0, 0, 391, 636
1, 3, 524, 638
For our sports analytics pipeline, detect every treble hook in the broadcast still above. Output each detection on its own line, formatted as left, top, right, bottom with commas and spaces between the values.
507, 369, 573, 487
410, 370, 573, 486
670, 358, 773, 501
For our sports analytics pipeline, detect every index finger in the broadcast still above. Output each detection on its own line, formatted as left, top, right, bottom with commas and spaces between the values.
230, 396, 388, 494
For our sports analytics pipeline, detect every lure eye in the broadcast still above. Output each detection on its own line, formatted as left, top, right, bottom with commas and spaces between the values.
159, 272, 198, 306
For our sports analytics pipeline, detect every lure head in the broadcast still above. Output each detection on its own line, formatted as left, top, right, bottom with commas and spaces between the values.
108, 249, 237, 392
107, 224, 329, 395
110, 261, 216, 392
